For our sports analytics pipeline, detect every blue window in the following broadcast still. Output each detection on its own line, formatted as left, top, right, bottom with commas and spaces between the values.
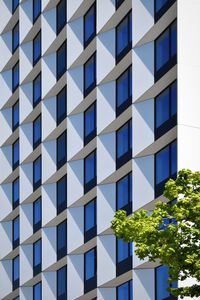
12, 0, 19, 13
57, 131, 67, 169
117, 238, 132, 276
33, 73, 41, 107
57, 41, 67, 80
33, 198, 41, 233
155, 0, 176, 21
12, 22, 19, 53
155, 81, 177, 139
117, 280, 133, 300
57, 266, 67, 300
84, 3, 96, 48
116, 0, 125, 9
156, 265, 177, 300
116, 11, 132, 62
13, 256, 19, 290
84, 102, 96, 145
13, 177, 19, 209
33, 156, 41, 191
33, 114, 41, 149
117, 172, 132, 215
84, 198, 96, 243
84, 53, 96, 97
57, 86, 67, 125
13, 216, 19, 249
33, 239, 41, 276
13, 139, 19, 170
12, 100, 19, 131
57, 220, 67, 260
33, 31, 41, 65
57, 0, 66, 35
57, 175, 67, 214
155, 20, 177, 81
14, 297, 19, 300
84, 248, 97, 293
116, 66, 132, 116
33, 282, 42, 300
33, 0, 41, 23
116, 119, 132, 169
84, 150, 96, 194
155, 140, 177, 197
12, 61, 19, 92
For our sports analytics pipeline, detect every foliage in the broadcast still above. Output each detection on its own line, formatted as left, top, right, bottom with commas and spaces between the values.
111, 169, 200, 298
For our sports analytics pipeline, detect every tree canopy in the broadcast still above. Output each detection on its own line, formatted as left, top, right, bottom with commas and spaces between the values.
111, 169, 200, 298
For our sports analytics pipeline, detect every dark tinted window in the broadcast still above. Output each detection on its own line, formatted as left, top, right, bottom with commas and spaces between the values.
116, 120, 132, 169
12, 100, 19, 131
13, 256, 19, 290
84, 199, 96, 242
57, 175, 67, 214
33, 73, 41, 107
33, 239, 41, 276
13, 22, 19, 53
57, 220, 67, 260
33, 282, 42, 300
57, 41, 67, 80
84, 150, 96, 193
33, 156, 41, 191
57, 266, 67, 300
117, 280, 133, 300
57, 131, 67, 169
117, 238, 132, 276
33, 197, 41, 233
155, 0, 176, 21
84, 102, 96, 145
156, 265, 177, 300
12, 61, 19, 92
57, 86, 67, 125
13, 216, 19, 249
84, 3, 96, 48
33, 31, 41, 65
117, 172, 132, 215
13, 177, 19, 209
84, 53, 96, 97
33, 0, 41, 23
116, 11, 132, 62
33, 115, 41, 149
84, 248, 97, 293
12, 0, 19, 13
13, 139, 19, 170
116, 0, 125, 9
57, 0, 67, 35
116, 66, 132, 116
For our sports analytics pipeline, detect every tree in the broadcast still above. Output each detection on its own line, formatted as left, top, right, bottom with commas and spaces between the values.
111, 169, 200, 298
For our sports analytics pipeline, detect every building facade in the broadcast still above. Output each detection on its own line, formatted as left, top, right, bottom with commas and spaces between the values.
0, 0, 199, 299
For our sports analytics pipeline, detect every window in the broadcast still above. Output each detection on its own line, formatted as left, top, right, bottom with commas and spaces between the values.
117, 280, 133, 300
116, 11, 132, 62
33, 31, 41, 65
33, 73, 41, 107
155, 265, 177, 300
33, 156, 41, 191
57, 220, 67, 260
33, 198, 41, 233
84, 53, 96, 97
12, 0, 19, 13
33, 239, 41, 276
84, 248, 97, 293
13, 177, 19, 209
13, 216, 19, 249
116, 0, 125, 9
12, 100, 19, 131
155, 81, 177, 139
117, 173, 132, 215
57, 0, 66, 35
12, 22, 19, 53
33, 114, 41, 149
84, 150, 96, 194
33, 282, 42, 300
57, 41, 67, 80
13, 256, 19, 290
116, 66, 132, 116
13, 139, 19, 170
33, 0, 41, 23
84, 199, 96, 243
116, 238, 132, 276
155, 140, 177, 197
155, 0, 176, 21
84, 102, 96, 145
57, 175, 67, 214
155, 20, 177, 81
57, 86, 67, 125
12, 61, 19, 92
84, 3, 96, 48
57, 131, 67, 169
116, 119, 132, 169
57, 266, 67, 300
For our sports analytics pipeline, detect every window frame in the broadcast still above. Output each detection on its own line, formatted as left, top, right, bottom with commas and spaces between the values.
84, 150, 97, 194
33, 197, 42, 233
13, 216, 19, 250
33, 73, 41, 108
116, 238, 132, 276
12, 255, 19, 291
12, 177, 19, 210
56, 40, 67, 81
116, 65, 132, 116
57, 265, 67, 300
84, 2, 96, 48
12, 100, 19, 132
56, 131, 67, 170
56, 85, 67, 126
84, 53, 96, 97
154, 0, 176, 22
33, 114, 41, 149
57, 220, 67, 261
84, 247, 97, 294
116, 119, 132, 169
33, 0, 41, 23
57, 174, 67, 215
33, 281, 42, 300
33, 156, 42, 191
12, 61, 19, 93
12, 21, 19, 54
84, 198, 97, 243
84, 101, 97, 145
56, 0, 67, 35
33, 30, 41, 66
116, 172, 132, 215
33, 239, 42, 277
12, 138, 19, 170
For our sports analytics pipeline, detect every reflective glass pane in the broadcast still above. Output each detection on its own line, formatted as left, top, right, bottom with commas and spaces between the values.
118, 282, 129, 300
13, 178, 19, 205
117, 123, 129, 158
171, 21, 177, 58
85, 55, 95, 91
34, 198, 41, 225
13, 101, 19, 130
156, 88, 170, 128
13, 0, 19, 12
85, 103, 95, 137
33, 115, 41, 146
156, 29, 170, 71
117, 239, 129, 262
13, 140, 19, 167
34, 157, 41, 184
33, 31, 41, 64
117, 69, 129, 107
155, 0, 168, 12
33, 0, 41, 22
57, 176, 67, 208
57, 221, 67, 251
34, 240, 41, 267
84, 4, 95, 45
171, 141, 177, 176
85, 152, 95, 184
156, 146, 170, 184
156, 265, 170, 300
13, 22, 19, 52
85, 200, 95, 231
57, 132, 67, 166
13, 217, 19, 241
13, 62, 19, 91
33, 74, 41, 105
57, 0, 66, 34
33, 282, 41, 300
171, 81, 177, 116
85, 248, 95, 280
13, 256, 19, 281
117, 17, 128, 56
57, 42, 66, 79
117, 175, 129, 209
57, 266, 67, 296
57, 86, 66, 124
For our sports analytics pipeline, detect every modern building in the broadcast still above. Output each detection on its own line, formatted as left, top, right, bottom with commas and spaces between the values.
0, 0, 199, 299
